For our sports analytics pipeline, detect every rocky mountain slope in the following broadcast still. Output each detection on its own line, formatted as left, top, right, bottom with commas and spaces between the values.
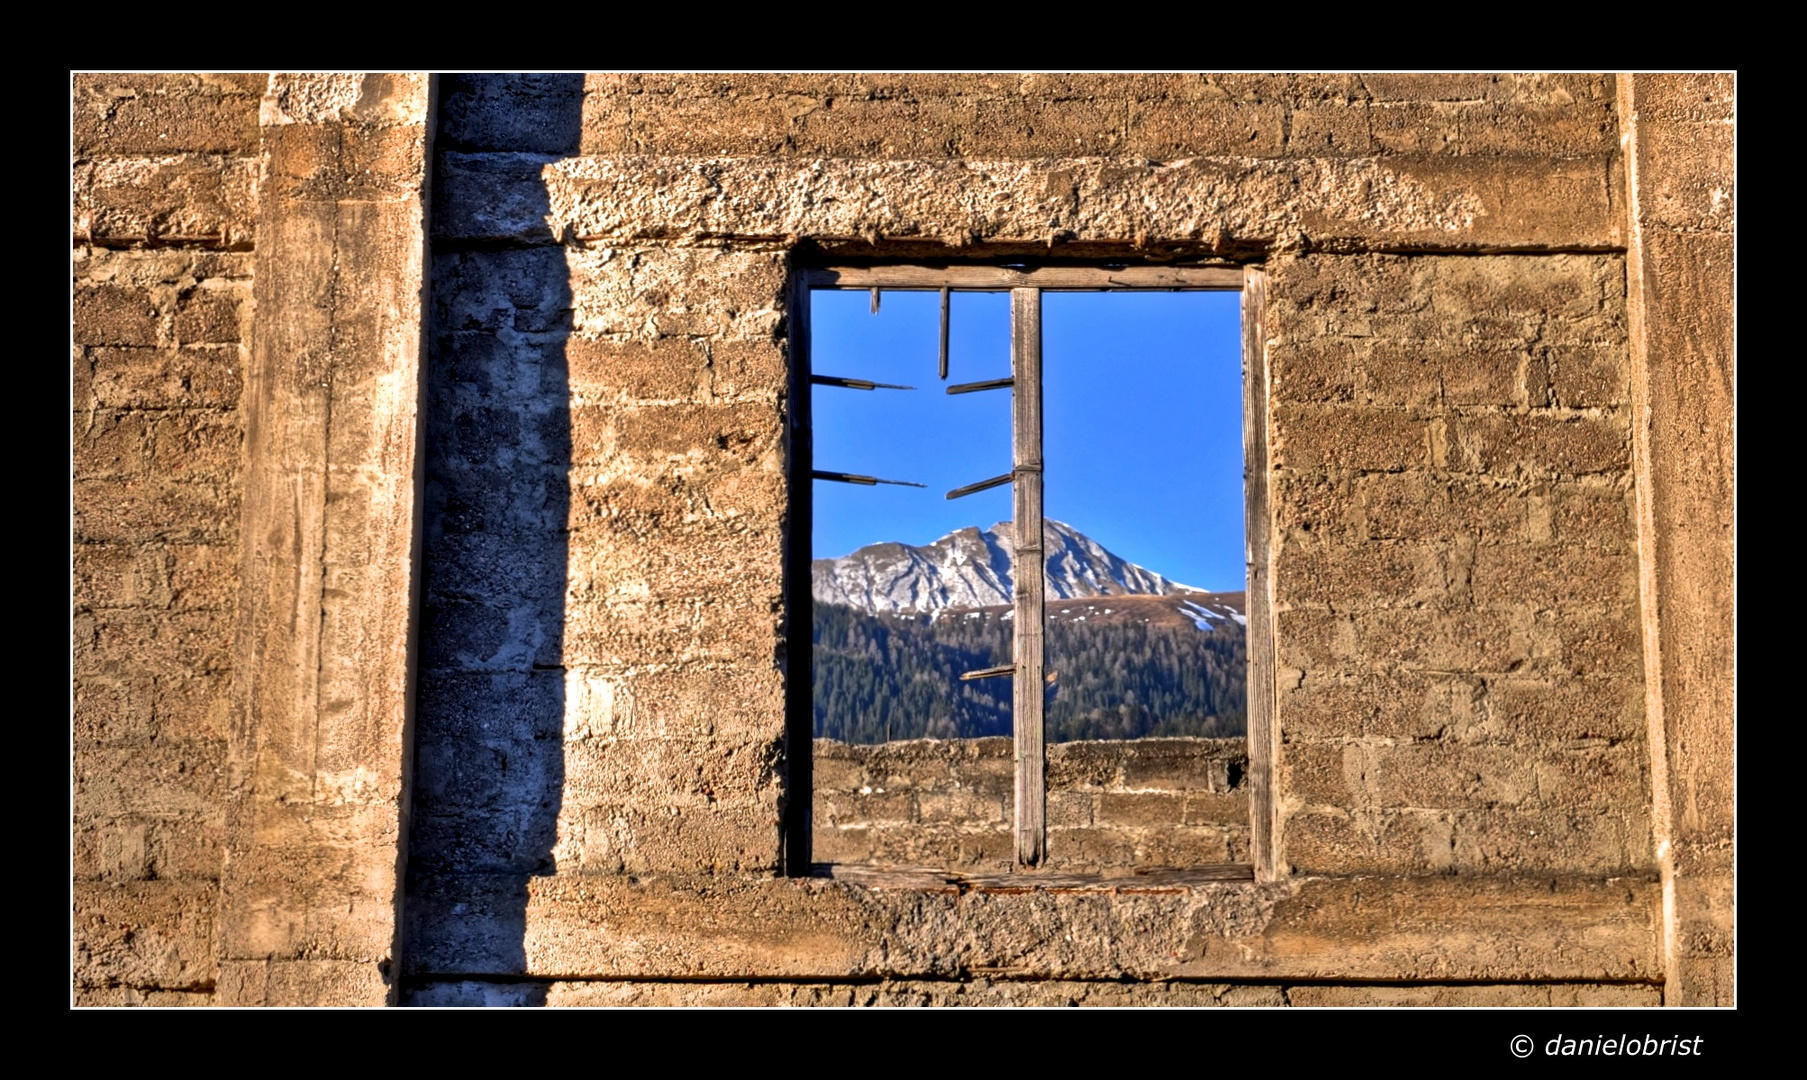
813, 520, 1204, 614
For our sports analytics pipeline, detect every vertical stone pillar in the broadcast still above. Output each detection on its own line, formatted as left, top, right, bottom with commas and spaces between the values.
1619, 73, 1736, 1007
218, 74, 433, 1005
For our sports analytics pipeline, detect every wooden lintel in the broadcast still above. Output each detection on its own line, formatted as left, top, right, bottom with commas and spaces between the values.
807, 265, 1244, 290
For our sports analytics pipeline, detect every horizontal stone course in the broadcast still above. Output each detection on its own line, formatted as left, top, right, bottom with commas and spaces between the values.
402, 976, 1653, 1008
72, 76, 262, 156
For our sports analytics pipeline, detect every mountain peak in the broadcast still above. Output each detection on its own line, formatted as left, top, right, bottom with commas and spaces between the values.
813, 521, 1193, 614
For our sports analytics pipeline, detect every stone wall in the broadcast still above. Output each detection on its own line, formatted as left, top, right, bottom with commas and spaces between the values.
1266, 252, 1649, 876
73, 74, 263, 1006
814, 738, 1249, 870
71, 73, 1734, 1007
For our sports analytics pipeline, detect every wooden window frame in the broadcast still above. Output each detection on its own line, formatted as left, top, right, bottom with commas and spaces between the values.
785, 264, 1276, 880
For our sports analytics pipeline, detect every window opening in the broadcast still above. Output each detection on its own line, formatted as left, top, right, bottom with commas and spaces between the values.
790, 266, 1264, 875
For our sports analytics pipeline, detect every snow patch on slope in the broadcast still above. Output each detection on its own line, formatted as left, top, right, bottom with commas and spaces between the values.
813, 520, 1197, 615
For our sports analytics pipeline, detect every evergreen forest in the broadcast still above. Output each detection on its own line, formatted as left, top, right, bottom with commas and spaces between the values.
813, 604, 1248, 744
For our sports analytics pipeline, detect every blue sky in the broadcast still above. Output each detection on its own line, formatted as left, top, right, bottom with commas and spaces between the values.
810, 287, 1246, 591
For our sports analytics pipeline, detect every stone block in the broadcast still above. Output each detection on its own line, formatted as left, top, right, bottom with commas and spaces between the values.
72, 83, 260, 156
585, 666, 784, 741
1435, 254, 1623, 331
963, 94, 1128, 157
1548, 344, 1630, 409
817, 788, 916, 826
75, 154, 259, 249
1550, 610, 1645, 676
1282, 671, 1432, 740
1356, 609, 1533, 672
708, 339, 787, 400
1483, 677, 1644, 742
72, 542, 167, 610
1046, 789, 1095, 827
1359, 73, 1504, 102
73, 881, 216, 991
217, 959, 391, 1007
75, 742, 225, 819
1045, 740, 1126, 789
1276, 542, 1438, 608
1126, 100, 1286, 158
862, 823, 1013, 869
171, 286, 242, 344
86, 609, 233, 678
1460, 101, 1617, 157
561, 736, 781, 813
74, 284, 161, 347
166, 543, 237, 611
577, 88, 633, 154
629, 93, 790, 156
1285, 104, 1373, 156
613, 402, 781, 463
1270, 472, 1360, 541
809, 824, 877, 865
1532, 743, 1651, 813
561, 595, 781, 668
151, 673, 233, 743
439, 74, 586, 155
1271, 404, 1429, 472
1367, 101, 1462, 154
1456, 413, 1629, 477
1268, 339, 1355, 403
1290, 983, 1657, 1006
86, 346, 242, 409
1096, 791, 1185, 827
1472, 544, 1636, 607
1358, 341, 1523, 408
1363, 743, 1537, 811
578, 803, 782, 874
1356, 474, 1528, 543
918, 788, 1007, 826
1182, 791, 1248, 826
1498, 73, 1615, 107
1274, 609, 1356, 670
789, 95, 975, 158
567, 335, 709, 402
73, 814, 223, 883
1117, 739, 1239, 789
74, 987, 215, 1007
1286, 804, 1651, 876
1635, 73, 1734, 122
73, 675, 156, 745
74, 410, 154, 478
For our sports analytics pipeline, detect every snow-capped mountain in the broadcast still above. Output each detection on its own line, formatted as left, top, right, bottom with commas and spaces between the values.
813, 520, 1201, 614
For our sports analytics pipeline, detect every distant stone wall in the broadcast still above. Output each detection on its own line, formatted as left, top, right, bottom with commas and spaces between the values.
814, 738, 1248, 871
73, 73, 264, 1005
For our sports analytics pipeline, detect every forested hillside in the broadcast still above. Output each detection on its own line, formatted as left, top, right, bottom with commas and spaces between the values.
813, 603, 1247, 743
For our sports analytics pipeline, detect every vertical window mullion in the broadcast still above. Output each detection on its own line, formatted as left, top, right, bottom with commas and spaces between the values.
1241, 267, 1278, 884
1011, 286, 1046, 866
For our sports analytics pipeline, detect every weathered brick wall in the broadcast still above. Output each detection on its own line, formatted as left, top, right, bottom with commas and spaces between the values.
72, 74, 263, 1005
815, 738, 1249, 870
70, 73, 1730, 1007
407, 76, 791, 979
402, 72, 1670, 1006
1266, 253, 1649, 875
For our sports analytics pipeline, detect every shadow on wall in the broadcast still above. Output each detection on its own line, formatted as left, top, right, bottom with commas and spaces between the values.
403, 75, 585, 1007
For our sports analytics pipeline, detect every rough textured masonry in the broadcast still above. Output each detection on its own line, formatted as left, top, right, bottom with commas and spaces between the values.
72, 73, 1734, 1007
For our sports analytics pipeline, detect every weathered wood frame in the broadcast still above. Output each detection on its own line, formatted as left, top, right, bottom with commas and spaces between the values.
789, 263, 1271, 874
